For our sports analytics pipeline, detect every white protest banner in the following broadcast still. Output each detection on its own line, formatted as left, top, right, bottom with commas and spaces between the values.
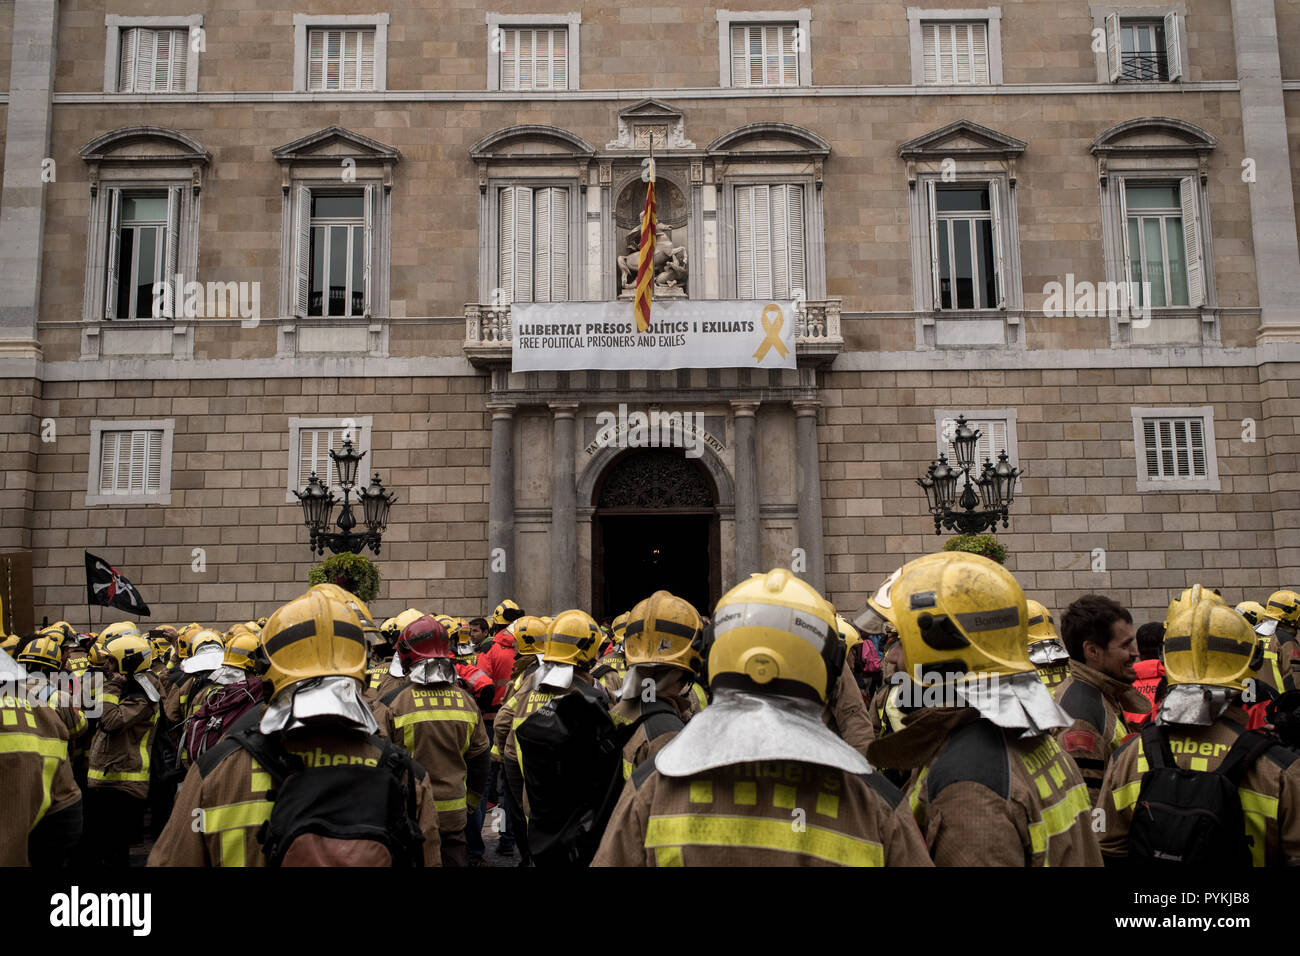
510, 299, 797, 371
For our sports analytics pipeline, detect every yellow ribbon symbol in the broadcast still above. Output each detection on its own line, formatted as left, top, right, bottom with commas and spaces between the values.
753, 304, 790, 363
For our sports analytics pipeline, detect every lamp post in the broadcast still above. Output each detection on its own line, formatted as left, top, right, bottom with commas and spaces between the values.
916, 415, 1022, 536
293, 438, 397, 556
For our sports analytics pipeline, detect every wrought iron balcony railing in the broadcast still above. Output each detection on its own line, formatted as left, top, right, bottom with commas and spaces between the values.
1120, 52, 1167, 82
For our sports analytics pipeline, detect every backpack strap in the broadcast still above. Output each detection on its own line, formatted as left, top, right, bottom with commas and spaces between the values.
380, 680, 414, 708
638, 700, 683, 742
1139, 723, 1176, 772
1215, 729, 1276, 786
223, 728, 303, 788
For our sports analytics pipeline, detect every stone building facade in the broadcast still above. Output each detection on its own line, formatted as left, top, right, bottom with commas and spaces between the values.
2, 0, 1300, 629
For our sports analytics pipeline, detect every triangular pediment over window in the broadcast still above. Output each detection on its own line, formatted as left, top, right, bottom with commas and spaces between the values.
898, 120, 1027, 159
272, 126, 401, 163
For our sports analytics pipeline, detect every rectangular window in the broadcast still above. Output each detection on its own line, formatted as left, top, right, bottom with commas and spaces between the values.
1142, 417, 1206, 479
105, 187, 181, 320
498, 185, 570, 304
307, 28, 376, 92
1106, 12, 1182, 82
287, 417, 373, 501
308, 193, 366, 317
730, 23, 799, 87
1124, 182, 1190, 308
500, 27, 569, 91
922, 21, 989, 84
118, 27, 189, 93
87, 419, 175, 505
98, 429, 164, 495
930, 185, 1002, 310
734, 184, 806, 299
1131, 406, 1218, 491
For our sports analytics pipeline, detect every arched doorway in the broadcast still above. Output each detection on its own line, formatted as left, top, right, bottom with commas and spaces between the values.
591, 448, 720, 622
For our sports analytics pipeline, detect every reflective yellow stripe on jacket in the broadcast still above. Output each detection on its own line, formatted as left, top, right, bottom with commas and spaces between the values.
1027, 783, 1091, 864
88, 709, 158, 783
644, 814, 884, 867
393, 709, 480, 754
0, 733, 68, 830
203, 799, 275, 867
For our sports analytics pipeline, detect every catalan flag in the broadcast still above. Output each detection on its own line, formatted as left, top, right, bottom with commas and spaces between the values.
633, 162, 657, 333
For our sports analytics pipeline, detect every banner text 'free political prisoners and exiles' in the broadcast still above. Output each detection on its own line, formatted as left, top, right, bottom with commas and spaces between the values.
510, 300, 798, 372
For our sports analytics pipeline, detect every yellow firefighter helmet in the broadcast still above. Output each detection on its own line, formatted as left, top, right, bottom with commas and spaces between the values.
262, 591, 366, 696
1164, 599, 1257, 692
623, 591, 704, 675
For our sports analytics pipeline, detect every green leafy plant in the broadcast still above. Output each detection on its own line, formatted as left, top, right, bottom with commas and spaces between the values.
943, 533, 1007, 565
307, 552, 381, 603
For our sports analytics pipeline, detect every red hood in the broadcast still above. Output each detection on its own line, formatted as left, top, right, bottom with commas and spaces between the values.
1134, 659, 1165, 680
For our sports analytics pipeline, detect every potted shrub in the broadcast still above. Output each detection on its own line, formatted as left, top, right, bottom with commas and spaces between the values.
942, 533, 1007, 565
307, 552, 381, 603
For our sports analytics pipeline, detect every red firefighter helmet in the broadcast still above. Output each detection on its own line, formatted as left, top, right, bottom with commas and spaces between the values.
396, 615, 453, 673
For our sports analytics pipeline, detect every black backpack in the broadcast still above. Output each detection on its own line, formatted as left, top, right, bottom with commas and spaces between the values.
1128, 723, 1275, 866
516, 682, 674, 867
227, 728, 426, 867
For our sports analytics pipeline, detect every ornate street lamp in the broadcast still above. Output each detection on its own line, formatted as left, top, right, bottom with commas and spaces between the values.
293, 438, 398, 556
915, 415, 1023, 536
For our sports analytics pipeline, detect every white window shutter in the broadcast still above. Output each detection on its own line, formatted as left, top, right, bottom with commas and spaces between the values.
128, 431, 147, 493
534, 188, 552, 302
549, 188, 569, 301
163, 186, 181, 318
1115, 176, 1131, 289
923, 24, 938, 83
787, 185, 806, 296
971, 23, 989, 83
360, 29, 376, 90
171, 29, 188, 91
119, 29, 137, 91
308, 29, 325, 90
299, 430, 316, 488
293, 185, 311, 318
99, 432, 118, 493
134, 29, 155, 93
753, 184, 772, 298
552, 29, 568, 90
502, 29, 518, 89
730, 26, 746, 85
1143, 419, 1159, 477
736, 186, 755, 298
748, 27, 764, 86
989, 179, 1006, 309
105, 188, 122, 319
783, 24, 799, 85
1164, 13, 1182, 81
153, 31, 172, 92
955, 24, 971, 83
991, 420, 1009, 462
498, 187, 515, 303
927, 180, 941, 308
1179, 177, 1204, 308
518, 29, 534, 89
1106, 12, 1122, 82
146, 430, 163, 493
769, 185, 790, 298
1189, 418, 1207, 476
763, 26, 781, 86
363, 183, 375, 316
514, 185, 533, 303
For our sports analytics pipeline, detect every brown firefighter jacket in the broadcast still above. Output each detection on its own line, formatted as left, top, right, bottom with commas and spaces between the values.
868, 706, 1103, 867
0, 686, 83, 866
609, 670, 705, 780
492, 660, 541, 765
592, 756, 934, 867
149, 726, 443, 867
1097, 705, 1300, 865
824, 658, 875, 758
88, 671, 163, 800
372, 679, 492, 834
1053, 660, 1149, 804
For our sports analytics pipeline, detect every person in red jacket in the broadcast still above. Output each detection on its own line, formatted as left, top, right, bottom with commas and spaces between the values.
1124, 621, 1167, 728
476, 618, 516, 711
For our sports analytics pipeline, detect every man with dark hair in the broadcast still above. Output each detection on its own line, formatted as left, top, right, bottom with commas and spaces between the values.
1053, 594, 1149, 804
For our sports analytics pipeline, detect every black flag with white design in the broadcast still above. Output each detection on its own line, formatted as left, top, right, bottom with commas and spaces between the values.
85, 551, 151, 616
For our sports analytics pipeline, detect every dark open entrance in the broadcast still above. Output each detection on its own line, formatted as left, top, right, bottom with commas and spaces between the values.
591, 448, 720, 622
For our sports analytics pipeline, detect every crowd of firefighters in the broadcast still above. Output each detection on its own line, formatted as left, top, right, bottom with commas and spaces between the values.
3, 554, 1298, 867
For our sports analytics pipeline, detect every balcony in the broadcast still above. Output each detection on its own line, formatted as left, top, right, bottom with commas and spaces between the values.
463, 298, 843, 367
1119, 52, 1167, 82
